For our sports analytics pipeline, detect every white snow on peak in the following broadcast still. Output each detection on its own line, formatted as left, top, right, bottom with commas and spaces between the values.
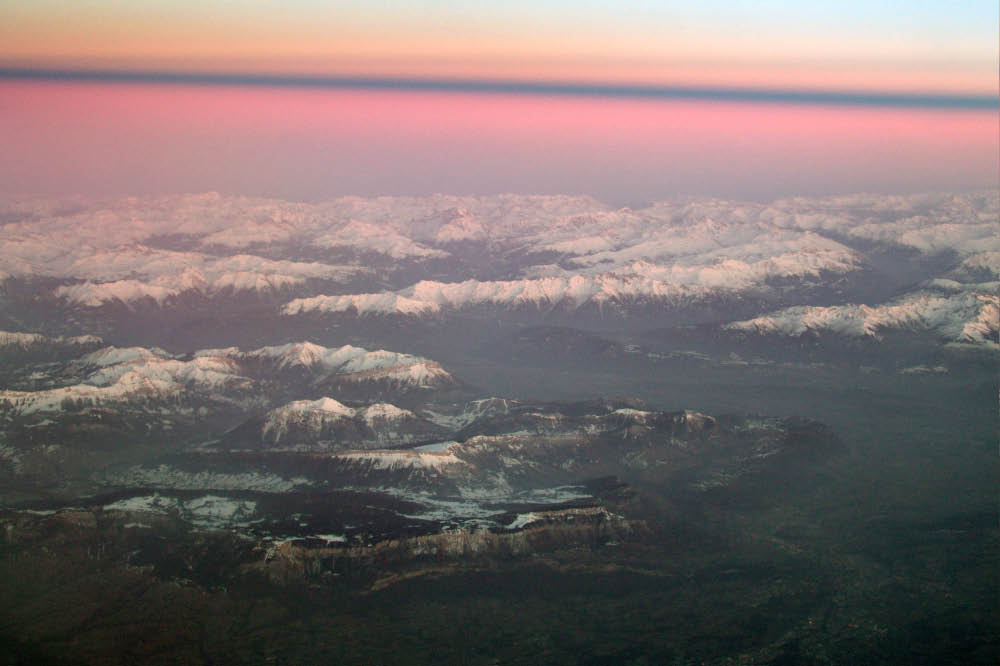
36, 242, 363, 306
0, 345, 255, 414
209, 270, 303, 293
261, 397, 356, 442
5, 192, 997, 345
281, 244, 861, 317
245, 341, 348, 369
0, 371, 179, 414
284, 273, 704, 316
343, 360, 454, 388
231, 341, 454, 387
289, 396, 355, 416
80, 353, 246, 390
729, 290, 999, 345
259, 398, 421, 444
79, 345, 170, 367
56, 280, 179, 306
336, 348, 413, 373
359, 402, 415, 423
52, 265, 350, 306
4, 191, 995, 282
282, 292, 440, 316
241, 341, 442, 377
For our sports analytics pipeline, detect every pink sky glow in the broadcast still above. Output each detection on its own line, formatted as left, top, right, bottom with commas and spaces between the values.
1, 81, 995, 204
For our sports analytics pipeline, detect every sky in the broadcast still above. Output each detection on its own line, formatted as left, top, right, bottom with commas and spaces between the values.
0, 1, 996, 203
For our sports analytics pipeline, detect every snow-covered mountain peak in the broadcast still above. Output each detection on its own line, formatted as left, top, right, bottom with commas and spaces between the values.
81, 354, 247, 390
345, 360, 454, 389
253, 397, 439, 449
261, 398, 355, 443
275, 397, 343, 415
281, 397, 355, 417
246, 341, 335, 369
79, 346, 171, 367
359, 402, 415, 423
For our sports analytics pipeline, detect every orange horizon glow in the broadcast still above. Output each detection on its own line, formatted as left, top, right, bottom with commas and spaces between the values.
2, 2, 996, 97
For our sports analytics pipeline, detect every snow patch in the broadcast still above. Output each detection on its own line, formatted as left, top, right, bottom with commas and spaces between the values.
105, 494, 259, 530
507, 512, 544, 530
336, 449, 463, 470
103, 466, 310, 492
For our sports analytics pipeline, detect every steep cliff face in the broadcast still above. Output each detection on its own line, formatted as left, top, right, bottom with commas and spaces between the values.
251, 505, 638, 585
0, 500, 641, 595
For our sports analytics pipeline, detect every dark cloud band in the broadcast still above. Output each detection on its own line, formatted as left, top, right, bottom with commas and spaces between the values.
1, 66, 995, 111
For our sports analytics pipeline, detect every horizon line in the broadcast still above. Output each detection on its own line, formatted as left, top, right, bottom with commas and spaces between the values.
1, 66, 996, 111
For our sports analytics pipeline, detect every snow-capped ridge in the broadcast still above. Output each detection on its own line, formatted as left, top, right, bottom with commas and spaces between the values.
79, 346, 171, 367
56, 280, 178, 306
233, 341, 455, 387
0, 370, 181, 414
282, 293, 440, 316
282, 246, 861, 318
258, 397, 434, 448
728, 290, 999, 344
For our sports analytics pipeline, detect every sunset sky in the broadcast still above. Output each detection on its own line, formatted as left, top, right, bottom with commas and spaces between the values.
0, 1, 996, 203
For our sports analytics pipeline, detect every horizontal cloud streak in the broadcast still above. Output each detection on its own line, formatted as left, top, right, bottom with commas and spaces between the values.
1, 67, 995, 111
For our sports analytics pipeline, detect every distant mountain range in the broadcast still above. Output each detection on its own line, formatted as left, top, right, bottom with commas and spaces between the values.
2, 191, 995, 349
